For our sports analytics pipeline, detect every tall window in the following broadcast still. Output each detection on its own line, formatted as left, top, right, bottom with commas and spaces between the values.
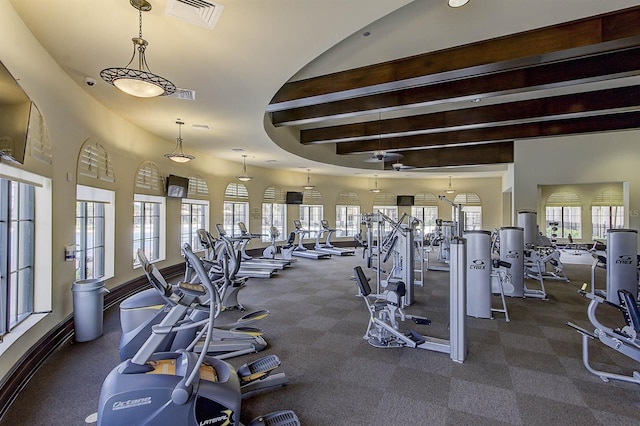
545, 192, 582, 239
75, 202, 105, 280
262, 186, 287, 242
299, 205, 323, 238
133, 194, 166, 266
591, 188, 624, 239
75, 185, 116, 281
453, 193, 482, 231
336, 206, 360, 237
412, 193, 438, 235
181, 200, 209, 250
373, 192, 398, 233
0, 179, 35, 334
223, 183, 249, 237
336, 191, 360, 237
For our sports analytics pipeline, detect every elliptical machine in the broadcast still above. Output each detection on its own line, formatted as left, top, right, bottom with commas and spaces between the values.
98, 243, 298, 425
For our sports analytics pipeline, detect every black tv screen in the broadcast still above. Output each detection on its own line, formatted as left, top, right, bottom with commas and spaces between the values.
166, 174, 189, 198
396, 195, 415, 206
0, 61, 31, 165
286, 191, 304, 204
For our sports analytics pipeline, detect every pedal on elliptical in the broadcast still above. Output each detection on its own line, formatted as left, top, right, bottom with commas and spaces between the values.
411, 317, 431, 326
237, 354, 281, 384
406, 330, 426, 345
248, 410, 300, 426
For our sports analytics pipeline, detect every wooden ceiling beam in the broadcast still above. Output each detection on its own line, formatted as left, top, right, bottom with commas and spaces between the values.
301, 85, 640, 144
336, 111, 640, 155
272, 46, 640, 126
381, 142, 514, 169
269, 7, 640, 109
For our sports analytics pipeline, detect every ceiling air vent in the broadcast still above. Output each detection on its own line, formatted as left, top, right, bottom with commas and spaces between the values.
168, 88, 196, 101
166, 0, 224, 29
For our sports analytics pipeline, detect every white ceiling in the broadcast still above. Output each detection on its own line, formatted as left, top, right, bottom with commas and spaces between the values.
8, 0, 640, 178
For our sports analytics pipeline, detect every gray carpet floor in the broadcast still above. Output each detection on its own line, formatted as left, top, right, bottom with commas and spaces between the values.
2, 250, 640, 425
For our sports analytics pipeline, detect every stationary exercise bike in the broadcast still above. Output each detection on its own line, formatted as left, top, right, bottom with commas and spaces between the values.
566, 285, 640, 385
98, 243, 298, 425
118, 248, 269, 361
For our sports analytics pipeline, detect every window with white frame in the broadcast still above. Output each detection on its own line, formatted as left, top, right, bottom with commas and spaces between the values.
453, 193, 482, 231
133, 194, 166, 266
224, 183, 249, 237
412, 193, 438, 236
335, 191, 360, 237
262, 186, 286, 242
545, 192, 581, 239
300, 189, 323, 238
0, 164, 52, 345
75, 186, 115, 281
591, 189, 624, 239
181, 199, 209, 250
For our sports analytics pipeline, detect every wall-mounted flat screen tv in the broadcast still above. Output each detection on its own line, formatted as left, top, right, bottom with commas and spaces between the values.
286, 191, 304, 204
0, 61, 31, 165
166, 174, 189, 198
396, 195, 415, 206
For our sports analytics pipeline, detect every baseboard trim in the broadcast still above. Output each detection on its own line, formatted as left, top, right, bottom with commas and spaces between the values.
0, 262, 185, 420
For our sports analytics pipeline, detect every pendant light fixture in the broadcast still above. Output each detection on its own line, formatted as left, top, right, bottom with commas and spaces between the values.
100, 0, 176, 98
370, 175, 381, 193
448, 0, 470, 7
302, 169, 315, 190
164, 120, 195, 163
236, 155, 253, 182
445, 176, 456, 194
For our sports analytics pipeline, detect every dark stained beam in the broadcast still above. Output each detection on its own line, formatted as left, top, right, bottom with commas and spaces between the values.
269, 7, 640, 109
301, 86, 640, 144
272, 46, 640, 126
381, 142, 514, 169
336, 111, 640, 155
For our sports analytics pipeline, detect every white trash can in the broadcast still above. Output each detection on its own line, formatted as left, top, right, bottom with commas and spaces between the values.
71, 278, 108, 342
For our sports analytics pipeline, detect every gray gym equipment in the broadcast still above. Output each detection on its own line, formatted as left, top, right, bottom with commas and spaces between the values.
262, 226, 296, 261
378, 213, 416, 306
98, 243, 298, 426
517, 210, 569, 283
118, 249, 269, 362
290, 219, 331, 260
499, 226, 547, 299
215, 224, 277, 278
465, 230, 509, 321
566, 285, 640, 386
313, 219, 356, 256
352, 237, 467, 363
236, 222, 291, 269
606, 229, 638, 302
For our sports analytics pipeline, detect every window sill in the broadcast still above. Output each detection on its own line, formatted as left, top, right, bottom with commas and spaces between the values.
0, 312, 50, 356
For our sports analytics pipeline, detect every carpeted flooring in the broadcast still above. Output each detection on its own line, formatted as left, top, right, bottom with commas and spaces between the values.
2, 250, 640, 425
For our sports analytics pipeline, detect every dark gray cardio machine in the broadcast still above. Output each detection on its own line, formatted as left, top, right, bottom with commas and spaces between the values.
98, 243, 298, 426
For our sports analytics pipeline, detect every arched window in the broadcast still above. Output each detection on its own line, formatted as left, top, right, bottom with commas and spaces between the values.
336, 191, 360, 237
187, 175, 209, 199
77, 138, 115, 186
262, 186, 287, 242
591, 188, 624, 239
545, 191, 581, 239
223, 182, 249, 236
373, 192, 397, 233
300, 189, 324, 238
412, 193, 438, 234
133, 161, 166, 266
453, 192, 482, 230
181, 175, 210, 250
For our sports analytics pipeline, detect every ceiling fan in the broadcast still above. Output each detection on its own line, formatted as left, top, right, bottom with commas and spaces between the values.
363, 150, 403, 163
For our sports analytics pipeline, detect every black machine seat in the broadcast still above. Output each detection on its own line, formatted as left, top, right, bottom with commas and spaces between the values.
353, 266, 372, 297
618, 289, 640, 334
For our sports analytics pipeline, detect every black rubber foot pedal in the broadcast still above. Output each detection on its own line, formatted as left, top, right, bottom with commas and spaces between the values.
237, 354, 281, 383
407, 330, 426, 345
248, 410, 300, 426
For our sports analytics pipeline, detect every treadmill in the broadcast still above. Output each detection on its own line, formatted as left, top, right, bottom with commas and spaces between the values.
215, 224, 277, 278
236, 222, 291, 270
291, 219, 331, 260
314, 219, 356, 256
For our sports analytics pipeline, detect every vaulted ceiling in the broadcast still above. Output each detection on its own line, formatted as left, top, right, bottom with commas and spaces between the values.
267, 6, 640, 171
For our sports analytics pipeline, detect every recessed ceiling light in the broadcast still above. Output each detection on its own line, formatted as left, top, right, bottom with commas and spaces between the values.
191, 124, 210, 130
231, 148, 245, 152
